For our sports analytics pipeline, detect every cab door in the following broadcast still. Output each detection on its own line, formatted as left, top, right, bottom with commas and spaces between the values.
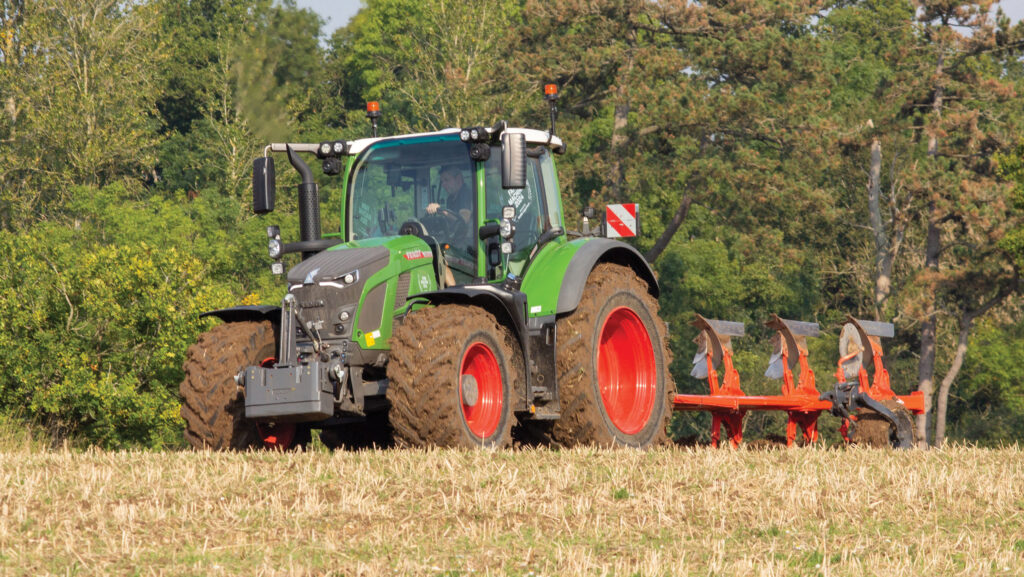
481, 149, 549, 278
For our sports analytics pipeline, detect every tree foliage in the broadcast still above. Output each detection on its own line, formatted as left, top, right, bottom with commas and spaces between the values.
0, 0, 1021, 447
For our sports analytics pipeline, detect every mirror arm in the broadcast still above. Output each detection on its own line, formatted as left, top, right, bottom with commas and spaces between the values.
478, 223, 501, 240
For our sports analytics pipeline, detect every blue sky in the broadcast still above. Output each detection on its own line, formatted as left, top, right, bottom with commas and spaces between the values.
294, 0, 363, 34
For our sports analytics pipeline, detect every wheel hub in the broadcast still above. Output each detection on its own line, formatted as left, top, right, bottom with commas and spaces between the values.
461, 374, 479, 407
258, 422, 297, 450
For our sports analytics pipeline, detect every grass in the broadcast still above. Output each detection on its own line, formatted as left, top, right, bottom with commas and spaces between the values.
0, 414, 50, 454
0, 445, 1022, 576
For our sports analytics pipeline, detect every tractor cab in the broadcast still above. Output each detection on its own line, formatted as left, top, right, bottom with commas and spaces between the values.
344, 128, 564, 287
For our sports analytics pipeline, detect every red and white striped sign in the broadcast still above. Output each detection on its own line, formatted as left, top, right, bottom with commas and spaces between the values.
605, 203, 638, 238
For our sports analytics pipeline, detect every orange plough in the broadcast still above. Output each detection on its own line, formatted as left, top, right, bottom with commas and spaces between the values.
673, 314, 923, 448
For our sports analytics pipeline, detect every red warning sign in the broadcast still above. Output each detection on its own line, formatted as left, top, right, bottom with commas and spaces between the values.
605, 203, 637, 238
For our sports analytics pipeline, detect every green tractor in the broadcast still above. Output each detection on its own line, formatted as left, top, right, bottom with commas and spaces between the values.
179, 90, 675, 450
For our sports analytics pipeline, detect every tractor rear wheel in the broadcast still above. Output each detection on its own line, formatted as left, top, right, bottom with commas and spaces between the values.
387, 305, 520, 448
550, 263, 674, 448
180, 320, 308, 451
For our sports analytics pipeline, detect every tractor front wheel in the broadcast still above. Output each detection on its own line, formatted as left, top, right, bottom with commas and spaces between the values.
180, 320, 307, 451
550, 263, 674, 448
387, 305, 520, 448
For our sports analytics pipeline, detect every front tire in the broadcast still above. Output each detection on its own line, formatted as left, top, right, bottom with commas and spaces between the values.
180, 321, 270, 450
387, 305, 520, 448
550, 263, 674, 447
180, 320, 307, 451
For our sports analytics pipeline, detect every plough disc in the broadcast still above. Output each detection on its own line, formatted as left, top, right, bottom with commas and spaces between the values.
823, 316, 920, 448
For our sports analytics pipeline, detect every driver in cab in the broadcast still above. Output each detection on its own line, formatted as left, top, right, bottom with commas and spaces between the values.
427, 165, 472, 226
425, 164, 475, 282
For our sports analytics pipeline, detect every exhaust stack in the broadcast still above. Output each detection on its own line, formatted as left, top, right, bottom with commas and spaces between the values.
286, 145, 321, 259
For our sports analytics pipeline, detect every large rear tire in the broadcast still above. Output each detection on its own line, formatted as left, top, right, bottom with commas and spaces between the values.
550, 263, 674, 448
180, 320, 308, 451
387, 305, 520, 448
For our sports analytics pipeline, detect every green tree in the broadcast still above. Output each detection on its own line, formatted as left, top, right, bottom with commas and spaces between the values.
0, 0, 164, 225
0, 186, 234, 447
155, 0, 325, 195
327, 0, 528, 136
828, 0, 1024, 446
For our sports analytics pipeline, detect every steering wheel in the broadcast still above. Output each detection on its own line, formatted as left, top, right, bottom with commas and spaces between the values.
398, 219, 428, 237
421, 208, 468, 243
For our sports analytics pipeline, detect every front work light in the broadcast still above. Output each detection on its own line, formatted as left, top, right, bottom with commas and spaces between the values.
268, 238, 282, 259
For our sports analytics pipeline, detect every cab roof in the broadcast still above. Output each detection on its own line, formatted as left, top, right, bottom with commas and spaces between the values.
346, 127, 564, 155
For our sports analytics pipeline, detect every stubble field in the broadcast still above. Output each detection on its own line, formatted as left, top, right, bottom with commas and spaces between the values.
0, 444, 1022, 576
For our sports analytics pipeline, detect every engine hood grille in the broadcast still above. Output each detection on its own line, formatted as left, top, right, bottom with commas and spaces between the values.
285, 247, 390, 340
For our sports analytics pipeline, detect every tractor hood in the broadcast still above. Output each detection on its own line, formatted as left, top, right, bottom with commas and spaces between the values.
280, 235, 438, 358
287, 245, 390, 285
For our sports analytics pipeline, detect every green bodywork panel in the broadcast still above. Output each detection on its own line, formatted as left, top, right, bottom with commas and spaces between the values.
326, 235, 437, 350
518, 237, 590, 317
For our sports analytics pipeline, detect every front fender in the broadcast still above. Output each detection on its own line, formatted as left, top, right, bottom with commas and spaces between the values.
200, 305, 281, 325
408, 286, 524, 340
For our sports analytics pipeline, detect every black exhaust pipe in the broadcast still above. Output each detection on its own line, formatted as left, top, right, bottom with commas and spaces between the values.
287, 145, 321, 260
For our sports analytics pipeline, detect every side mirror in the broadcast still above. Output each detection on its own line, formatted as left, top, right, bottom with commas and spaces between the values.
501, 132, 526, 189
252, 156, 276, 214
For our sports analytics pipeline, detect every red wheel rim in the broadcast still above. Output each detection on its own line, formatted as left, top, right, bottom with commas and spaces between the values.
258, 422, 297, 450
597, 306, 657, 435
460, 342, 503, 439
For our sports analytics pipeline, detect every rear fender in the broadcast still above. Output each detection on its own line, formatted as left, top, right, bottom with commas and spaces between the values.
524, 237, 658, 316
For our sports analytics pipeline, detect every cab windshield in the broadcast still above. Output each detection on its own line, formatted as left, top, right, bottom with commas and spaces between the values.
348, 136, 475, 251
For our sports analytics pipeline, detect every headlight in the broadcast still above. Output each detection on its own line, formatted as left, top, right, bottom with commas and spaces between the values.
268, 238, 282, 259
500, 219, 514, 239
